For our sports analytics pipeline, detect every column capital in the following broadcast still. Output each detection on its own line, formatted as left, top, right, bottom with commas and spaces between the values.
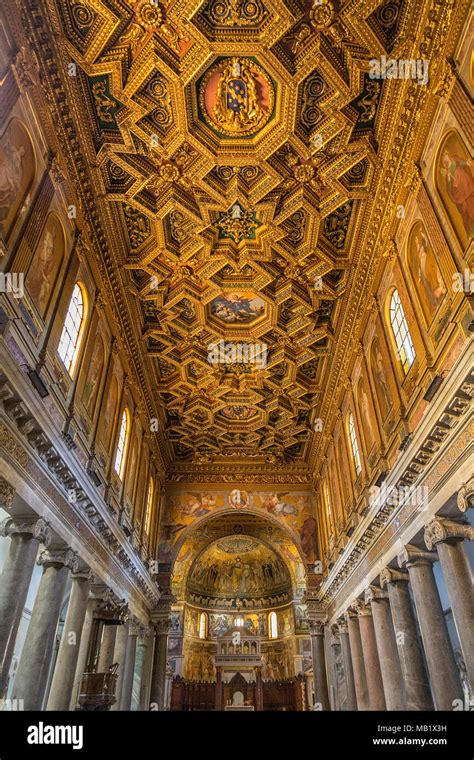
343, 609, 357, 623
380, 567, 409, 588
71, 566, 93, 582
350, 598, 372, 617
457, 476, 474, 513
398, 543, 437, 570
364, 585, 388, 604
0, 515, 51, 546
424, 517, 474, 550
336, 618, 348, 634
309, 620, 325, 636
38, 547, 78, 571
129, 616, 141, 637
0, 477, 15, 510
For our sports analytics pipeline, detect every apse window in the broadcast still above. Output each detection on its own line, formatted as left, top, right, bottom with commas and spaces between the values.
114, 409, 130, 479
348, 413, 362, 478
389, 289, 416, 375
199, 612, 208, 640
144, 477, 154, 535
235, 617, 244, 628
269, 611, 278, 640
57, 282, 86, 376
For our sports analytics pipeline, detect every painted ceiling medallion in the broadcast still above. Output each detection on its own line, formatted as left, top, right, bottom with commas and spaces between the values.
199, 57, 274, 136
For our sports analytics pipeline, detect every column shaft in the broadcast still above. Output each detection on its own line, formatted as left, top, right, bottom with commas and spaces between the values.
346, 613, 369, 710
12, 554, 71, 710
434, 540, 474, 686
366, 589, 405, 710
383, 574, 433, 710
0, 532, 38, 696
149, 630, 168, 710
111, 622, 129, 711
46, 572, 91, 710
399, 547, 463, 710
339, 626, 357, 710
310, 626, 330, 710
120, 626, 138, 710
358, 610, 386, 710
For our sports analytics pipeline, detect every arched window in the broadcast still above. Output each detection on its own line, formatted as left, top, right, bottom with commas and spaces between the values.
114, 408, 130, 479
199, 612, 208, 640
144, 477, 154, 535
348, 412, 362, 478
268, 611, 278, 640
389, 290, 416, 375
57, 282, 87, 376
235, 617, 244, 628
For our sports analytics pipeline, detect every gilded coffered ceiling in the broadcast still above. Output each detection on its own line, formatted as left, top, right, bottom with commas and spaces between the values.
35, 0, 458, 479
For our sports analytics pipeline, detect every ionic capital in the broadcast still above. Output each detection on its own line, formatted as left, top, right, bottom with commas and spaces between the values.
364, 585, 388, 605
0, 515, 51, 546
336, 618, 348, 635
350, 598, 372, 617
379, 567, 409, 588
457, 476, 474, 513
398, 543, 437, 570
309, 620, 325, 636
424, 517, 474, 549
38, 547, 78, 571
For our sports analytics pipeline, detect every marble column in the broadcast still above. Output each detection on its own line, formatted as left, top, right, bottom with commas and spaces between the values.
398, 544, 463, 710
149, 620, 169, 711
69, 597, 97, 709
353, 600, 386, 710
337, 618, 357, 710
12, 548, 76, 710
424, 518, 474, 686
0, 516, 51, 697
380, 567, 433, 710
111, 620, 129, 711
309, 621, 330, 710
345, 610, 369, 710
46, 567, 92, 710
119, 618, 139, 710
365, 586, 405, 710
139, 628, 155, 711
97, 624, 117, 672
